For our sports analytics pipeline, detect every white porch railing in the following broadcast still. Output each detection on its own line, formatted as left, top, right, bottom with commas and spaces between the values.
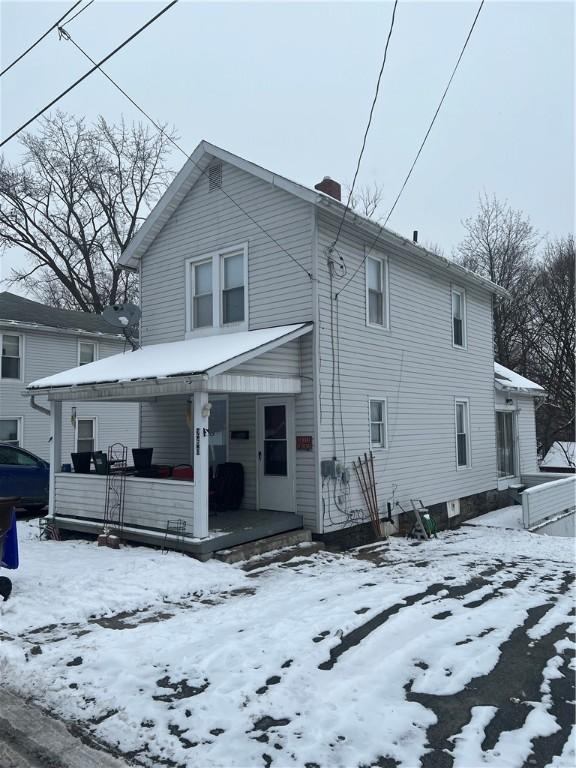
521, 476, 576, 529
53, 473, 196, 536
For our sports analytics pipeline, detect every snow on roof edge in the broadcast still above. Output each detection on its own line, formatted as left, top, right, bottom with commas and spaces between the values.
494, 362, 545, 394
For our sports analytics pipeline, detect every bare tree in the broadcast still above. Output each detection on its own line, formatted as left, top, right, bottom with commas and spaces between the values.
0, 112, 176, 312
347, 182, 384, 219
531, 235, 575, 450
454, 194, 539, 369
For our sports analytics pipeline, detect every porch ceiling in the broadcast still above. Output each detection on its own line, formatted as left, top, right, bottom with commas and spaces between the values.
27, 323, 311, 402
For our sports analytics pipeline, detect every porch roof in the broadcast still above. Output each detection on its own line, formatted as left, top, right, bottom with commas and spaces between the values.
28, 323, 311, 397
494, 362, 545, 395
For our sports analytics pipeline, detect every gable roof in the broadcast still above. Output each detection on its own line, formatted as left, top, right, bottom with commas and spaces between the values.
494, 362, 545, 395
118, 141, 509, 299
0, 292, 122, 337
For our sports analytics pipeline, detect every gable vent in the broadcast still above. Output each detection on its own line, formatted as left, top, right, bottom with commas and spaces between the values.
208, 162, 222, 191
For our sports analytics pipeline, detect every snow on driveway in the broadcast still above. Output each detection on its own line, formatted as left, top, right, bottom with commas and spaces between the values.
0, 522, 574, 768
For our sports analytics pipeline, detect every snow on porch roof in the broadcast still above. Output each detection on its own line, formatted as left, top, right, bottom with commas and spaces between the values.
28, 324, 312, 391
494, 362, 545, 394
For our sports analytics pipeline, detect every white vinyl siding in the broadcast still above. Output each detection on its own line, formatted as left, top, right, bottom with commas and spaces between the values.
1, 333, 22, 379
452, 287, 467, 348
0, 417, 20, 446
455, 399, 471, 469
186, 245, 248, 334
76, 418, 96, 454
78, 341, 97, 365
369, 399, 387, 448
366, 256, 388, 328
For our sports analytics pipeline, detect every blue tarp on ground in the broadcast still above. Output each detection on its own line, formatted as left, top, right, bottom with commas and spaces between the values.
0, 510, 19, 570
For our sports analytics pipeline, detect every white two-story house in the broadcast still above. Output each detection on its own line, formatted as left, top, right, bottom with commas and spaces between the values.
1, 292, 139, 468
27, 142, 545, 555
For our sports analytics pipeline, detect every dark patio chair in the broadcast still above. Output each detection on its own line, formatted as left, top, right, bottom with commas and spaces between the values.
71, 452, 92, 473
209, 462, 244, 512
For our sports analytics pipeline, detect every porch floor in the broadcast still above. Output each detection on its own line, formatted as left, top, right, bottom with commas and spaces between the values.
53, 508, 304, 557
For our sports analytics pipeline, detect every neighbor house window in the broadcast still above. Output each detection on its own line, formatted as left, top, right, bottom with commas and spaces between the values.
76, 419, 95, 454
78, 341, 97, 366
186, 245, 247, 332
366, 256, 388, 327
455, 399, 470, 468
496, 410, 516, 477
369, 399, 387, 448
0, 418, 20, 447
452, 287, 466, 347
1, 334, 21, 379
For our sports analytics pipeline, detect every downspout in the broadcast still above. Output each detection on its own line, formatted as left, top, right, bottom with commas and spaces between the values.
29, 394, 50, 416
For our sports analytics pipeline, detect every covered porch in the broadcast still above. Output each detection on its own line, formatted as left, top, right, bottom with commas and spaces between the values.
28, 324, 314, 557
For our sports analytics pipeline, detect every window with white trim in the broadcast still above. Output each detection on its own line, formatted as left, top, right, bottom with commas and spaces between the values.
496, 410, 516, 477
187, 246, 247, 332
369, 399, 387, 448
78, 341, 97, 366
1, 333, 21, 379
452, 287, 466, 347
366, 256, 388, 327
0, 418, 20, 446
76, 418, 96, 454
455, 399, 470, 468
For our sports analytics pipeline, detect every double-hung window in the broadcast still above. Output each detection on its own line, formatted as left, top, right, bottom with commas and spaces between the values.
76, 418, 96, 453
79, 341, 97, 366
187, 245, 247, 333
366, 256, 388, 328
0, 418, 20, 446
455, 399, 471, 468
452, 287, 466, 347
1, 334, 21, 379
369, 399, 387, 448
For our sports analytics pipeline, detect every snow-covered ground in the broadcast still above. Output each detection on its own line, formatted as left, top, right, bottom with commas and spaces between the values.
1, 520, 574, 768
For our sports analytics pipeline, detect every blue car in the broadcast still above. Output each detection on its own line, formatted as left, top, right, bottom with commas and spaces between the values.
0, 443, 49, 513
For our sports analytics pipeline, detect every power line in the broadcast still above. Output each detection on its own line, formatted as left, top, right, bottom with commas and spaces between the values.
0, 1, 179, 148
336, 0, 486, 298
330, 0, 399, 253
0, 0, 86, 78
58, 27, 313, 280
60, 0, 96, 29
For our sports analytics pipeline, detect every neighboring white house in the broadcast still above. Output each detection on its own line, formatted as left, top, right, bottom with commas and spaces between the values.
540, 441, 576, 473
27, 142, 551, 555
1, 292, 139, 463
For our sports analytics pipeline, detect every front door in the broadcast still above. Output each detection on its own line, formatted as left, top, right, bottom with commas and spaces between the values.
257, 398, 295, 512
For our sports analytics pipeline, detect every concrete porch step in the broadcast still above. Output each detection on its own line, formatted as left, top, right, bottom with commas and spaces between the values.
213, 529, 317, 565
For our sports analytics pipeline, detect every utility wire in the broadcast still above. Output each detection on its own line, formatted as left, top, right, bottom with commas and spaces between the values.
58, 26, 313, 280
60, 0, 96, 28
330, 0, 399, 253
336, 0, 485, 298
0, 1, 179, 147
0, 0, 85, 78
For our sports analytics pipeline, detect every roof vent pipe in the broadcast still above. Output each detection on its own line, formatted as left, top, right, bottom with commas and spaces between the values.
314, 176, 341, 202
413, 230, 418, 243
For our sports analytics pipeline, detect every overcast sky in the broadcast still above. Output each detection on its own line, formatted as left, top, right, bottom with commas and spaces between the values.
1, 0, 574, 295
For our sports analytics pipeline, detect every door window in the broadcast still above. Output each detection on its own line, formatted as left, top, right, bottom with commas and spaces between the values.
264, 405, 287, 476
0, 446, 39, 466
496, 411, 516, 477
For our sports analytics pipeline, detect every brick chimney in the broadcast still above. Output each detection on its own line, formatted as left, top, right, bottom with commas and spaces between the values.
314, 176, 341, 201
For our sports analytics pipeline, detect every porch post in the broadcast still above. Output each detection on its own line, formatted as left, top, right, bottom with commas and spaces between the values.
193, 391, 210, 539
48, 400, 62, 519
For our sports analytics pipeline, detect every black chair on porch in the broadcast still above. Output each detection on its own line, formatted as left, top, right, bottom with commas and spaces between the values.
209, 463, 244, 513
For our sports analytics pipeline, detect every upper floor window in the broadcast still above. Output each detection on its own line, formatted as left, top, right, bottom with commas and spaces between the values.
366, 256, 388, 328
1, 334, 21, 379
455, 399, 471, 468
452, 287, 466, 347
78, 341, 97, 366
186, 245, 247, 333
369, 398, 388, 448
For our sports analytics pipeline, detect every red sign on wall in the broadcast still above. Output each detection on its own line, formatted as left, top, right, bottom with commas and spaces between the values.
296, 435, 313, 451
